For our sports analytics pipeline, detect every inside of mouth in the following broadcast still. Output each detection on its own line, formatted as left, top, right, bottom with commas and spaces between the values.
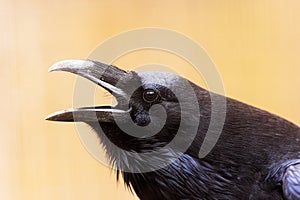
79, 105, 114, 109
77, 105, 129, 112
94, 87, 118, 107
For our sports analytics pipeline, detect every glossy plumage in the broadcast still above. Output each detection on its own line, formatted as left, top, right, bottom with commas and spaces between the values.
47, 60, 300, 200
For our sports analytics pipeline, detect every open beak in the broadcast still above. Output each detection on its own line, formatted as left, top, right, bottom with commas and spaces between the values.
45, 60, 131, 122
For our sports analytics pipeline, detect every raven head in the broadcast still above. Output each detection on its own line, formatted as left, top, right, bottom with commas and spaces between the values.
46, 60, 206, 172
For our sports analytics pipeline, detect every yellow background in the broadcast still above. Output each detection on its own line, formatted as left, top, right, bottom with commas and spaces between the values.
1, 0, 300, 200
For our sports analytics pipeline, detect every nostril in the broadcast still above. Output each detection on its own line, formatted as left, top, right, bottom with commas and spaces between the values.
133, 113, 151, 126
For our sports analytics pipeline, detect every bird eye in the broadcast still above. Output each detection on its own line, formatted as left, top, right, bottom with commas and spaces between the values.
142, 89, 159, 103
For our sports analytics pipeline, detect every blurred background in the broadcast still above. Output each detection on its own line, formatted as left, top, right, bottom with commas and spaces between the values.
1, 0, 300, 199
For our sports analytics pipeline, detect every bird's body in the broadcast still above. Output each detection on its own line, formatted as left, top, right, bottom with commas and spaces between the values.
96, 87, 300, 200
47, 60, 300, 200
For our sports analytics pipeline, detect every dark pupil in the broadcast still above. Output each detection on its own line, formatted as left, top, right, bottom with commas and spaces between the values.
143, 89, 158, 103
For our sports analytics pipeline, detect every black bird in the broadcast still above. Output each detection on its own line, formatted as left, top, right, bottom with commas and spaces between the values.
46, 60, 300, 200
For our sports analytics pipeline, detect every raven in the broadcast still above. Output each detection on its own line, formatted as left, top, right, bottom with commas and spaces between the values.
46, 60, 300, 200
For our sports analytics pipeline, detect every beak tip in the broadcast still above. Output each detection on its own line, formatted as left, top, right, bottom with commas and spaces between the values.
45, 110, 70, 121
48, 60, 65, 72
48, 67, 55, 73
44, 113, 56, 121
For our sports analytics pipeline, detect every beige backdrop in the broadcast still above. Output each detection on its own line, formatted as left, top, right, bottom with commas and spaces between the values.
1, 0, 300, 200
